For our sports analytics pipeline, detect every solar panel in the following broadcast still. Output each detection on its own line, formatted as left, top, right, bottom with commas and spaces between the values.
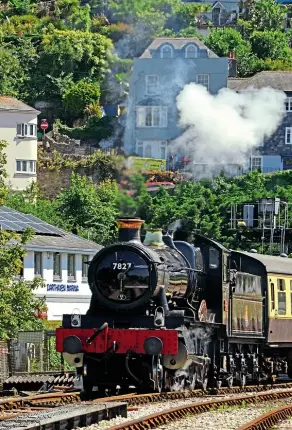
0, 206, 63, 236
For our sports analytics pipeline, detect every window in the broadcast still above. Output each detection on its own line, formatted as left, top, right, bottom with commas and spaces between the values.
16, 160, 36, 174
270, 282, 275, 311
277, 278, 286, 315
34, 252, 42, 276
136, 106, 167, 127
209, 247, 219, 269
145, 144, 152, 158
136, 141, 167, 159
17, 123, 37, 137
212, 7, 222, 26
137, 141, 143, 156
250, 156, 262, 171
53, 253, 61, 280
67, 254, 76, 281
161, 142, 167, 159
82, 255, 90, 280
285, 98, 292, 112
146, 75, 159, 95
185, 44, 198, 58
290, 280, 292, 314
160, 45, 173, 59
197, 74, 209, 90
285, 127, 292, 144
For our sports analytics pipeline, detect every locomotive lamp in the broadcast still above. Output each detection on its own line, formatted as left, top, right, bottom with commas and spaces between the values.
63, 335, 82, 354
144, 337, 163, 355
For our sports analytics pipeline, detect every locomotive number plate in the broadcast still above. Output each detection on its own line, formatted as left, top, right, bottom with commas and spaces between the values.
112, 262, 132, 270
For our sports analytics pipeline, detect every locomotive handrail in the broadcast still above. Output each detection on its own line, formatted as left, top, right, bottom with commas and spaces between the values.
86, 322, 108, 345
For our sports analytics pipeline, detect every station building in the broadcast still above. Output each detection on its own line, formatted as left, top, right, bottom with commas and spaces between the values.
0, 206, 101, 320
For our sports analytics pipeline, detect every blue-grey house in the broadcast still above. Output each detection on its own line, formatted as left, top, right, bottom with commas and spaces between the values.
124, 37, 228, 160
183, 0, 239, 29
228, 71, 292, 174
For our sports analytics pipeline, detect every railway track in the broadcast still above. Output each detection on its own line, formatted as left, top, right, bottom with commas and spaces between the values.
105, 388, 292, 430
2, 382, 292, 429
0, 391, 80, 418
93, 381, 292, 406
237, 404, 292, 430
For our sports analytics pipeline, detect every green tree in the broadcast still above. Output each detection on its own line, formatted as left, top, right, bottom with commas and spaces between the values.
54, 0, 91, 30
240, 0, 287, 33
56, 173, 119, 244
8, 0, 35, 15
6, 183, 62, 228
250, 30, 292, 60
63, 80, 101, 121
0, 141, 45, 339
31, 29, 113, 102
0, 44, 28, 97
204, 28, 262, 77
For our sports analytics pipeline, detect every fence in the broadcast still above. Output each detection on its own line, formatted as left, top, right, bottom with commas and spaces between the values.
0, 330, 68, 389
0, 341, 9, 390
10, 330, 64, 374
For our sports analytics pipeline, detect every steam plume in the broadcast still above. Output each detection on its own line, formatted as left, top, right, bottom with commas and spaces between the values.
175, 84, 286, 169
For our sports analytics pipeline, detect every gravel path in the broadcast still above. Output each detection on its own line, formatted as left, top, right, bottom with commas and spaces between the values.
78, 389, 292, 430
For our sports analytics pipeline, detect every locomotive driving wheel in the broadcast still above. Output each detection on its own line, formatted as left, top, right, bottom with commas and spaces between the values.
152, 355, 163, 393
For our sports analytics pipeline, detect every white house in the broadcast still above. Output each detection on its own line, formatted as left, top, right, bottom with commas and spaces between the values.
0, 206, 101, 320
0, 97, 40, 190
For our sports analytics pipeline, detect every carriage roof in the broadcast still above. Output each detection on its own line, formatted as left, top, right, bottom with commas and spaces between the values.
234, 251, 292, 275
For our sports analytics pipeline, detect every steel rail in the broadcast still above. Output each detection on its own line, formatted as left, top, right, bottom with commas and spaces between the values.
0, 391, 80, 412
93, 382, 292, 407
107, 388, 292, 430
237, 404, 292, 430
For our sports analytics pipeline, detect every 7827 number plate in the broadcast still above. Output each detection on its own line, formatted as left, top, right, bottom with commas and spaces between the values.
112, 262, 132, 270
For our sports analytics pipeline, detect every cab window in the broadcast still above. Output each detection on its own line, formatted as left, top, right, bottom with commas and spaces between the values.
209, 247, 219, 269
277, 278, 286, 315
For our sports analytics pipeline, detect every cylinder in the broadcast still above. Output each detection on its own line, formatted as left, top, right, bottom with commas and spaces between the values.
117, 218, 144, 242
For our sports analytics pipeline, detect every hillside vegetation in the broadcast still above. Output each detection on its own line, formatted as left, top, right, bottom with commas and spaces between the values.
6, 169, 292, 252
0, 0, 292, 143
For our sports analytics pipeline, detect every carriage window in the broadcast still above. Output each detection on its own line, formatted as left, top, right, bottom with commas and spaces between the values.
290, 280, 292, 314
270, 282, 275, 311
277, 278, 286, 315
209, 247, 219, 269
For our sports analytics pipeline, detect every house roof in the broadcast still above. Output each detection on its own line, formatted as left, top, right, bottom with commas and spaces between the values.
26, 232, 102, 252
228, 71, 292, 92
0, 97, 40, 114
0, 206, 101, 252
139, 38, 218, 59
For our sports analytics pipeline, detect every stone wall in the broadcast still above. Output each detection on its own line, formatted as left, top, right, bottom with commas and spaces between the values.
44, 132, 93, 156
37, 165, 117, 199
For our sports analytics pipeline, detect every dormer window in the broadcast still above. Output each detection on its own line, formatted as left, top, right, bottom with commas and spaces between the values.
160, 45, 173, 59
185, 44, 198, 59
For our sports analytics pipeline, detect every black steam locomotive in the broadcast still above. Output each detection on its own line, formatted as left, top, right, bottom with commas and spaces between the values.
56, 218, 292, 395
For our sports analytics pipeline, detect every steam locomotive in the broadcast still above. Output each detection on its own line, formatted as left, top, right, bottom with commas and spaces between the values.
56, 218, 292, 395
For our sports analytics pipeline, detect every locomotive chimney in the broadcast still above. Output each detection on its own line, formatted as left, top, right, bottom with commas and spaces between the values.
117, 217, 144, 242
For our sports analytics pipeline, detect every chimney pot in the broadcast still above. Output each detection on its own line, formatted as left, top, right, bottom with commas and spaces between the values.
117, 217, 144, 242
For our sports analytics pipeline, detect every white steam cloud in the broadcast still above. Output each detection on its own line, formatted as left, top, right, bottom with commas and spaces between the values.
175, 84, 286, 169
